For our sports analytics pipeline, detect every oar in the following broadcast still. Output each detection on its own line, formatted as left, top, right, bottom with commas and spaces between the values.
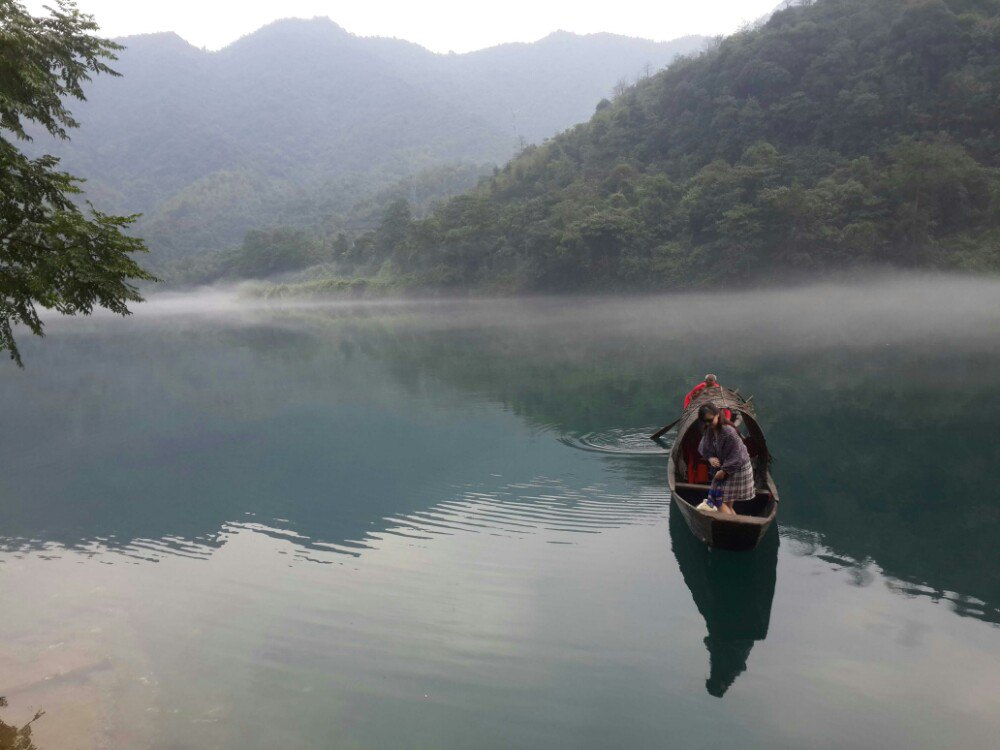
650, 416, 682, 441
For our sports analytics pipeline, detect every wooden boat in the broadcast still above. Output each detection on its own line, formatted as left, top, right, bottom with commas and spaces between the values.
666, 386, 779, 551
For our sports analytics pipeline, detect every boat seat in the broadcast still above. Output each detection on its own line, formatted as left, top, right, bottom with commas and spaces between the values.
674, 482, 772, 497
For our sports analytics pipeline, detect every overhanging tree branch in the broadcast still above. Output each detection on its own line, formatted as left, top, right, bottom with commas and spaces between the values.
0, 0, 154, 366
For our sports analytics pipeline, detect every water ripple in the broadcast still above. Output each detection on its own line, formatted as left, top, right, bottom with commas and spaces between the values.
558, 427, 674, 456
381, 478, 669, 544
0, 478, 671, 566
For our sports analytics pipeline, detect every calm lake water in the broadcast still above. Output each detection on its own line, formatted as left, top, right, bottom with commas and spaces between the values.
1, 277, 998, 750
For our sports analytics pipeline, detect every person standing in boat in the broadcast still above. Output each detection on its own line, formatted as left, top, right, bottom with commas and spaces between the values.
695, 403, 755, 515
682, 373, 732, 484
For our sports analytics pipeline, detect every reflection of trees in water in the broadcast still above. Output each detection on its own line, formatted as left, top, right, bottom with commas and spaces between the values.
2, 301, 997, 621
0, 698, 43, 750
0, 311, 674, 563
322, 310, 998, 623
669, 504, 778, 697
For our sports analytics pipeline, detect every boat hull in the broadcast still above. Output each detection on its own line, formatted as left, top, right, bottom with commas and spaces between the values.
670, 487, 776, 551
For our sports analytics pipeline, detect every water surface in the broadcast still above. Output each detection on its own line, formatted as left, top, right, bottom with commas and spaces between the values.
1, 278, 998, 749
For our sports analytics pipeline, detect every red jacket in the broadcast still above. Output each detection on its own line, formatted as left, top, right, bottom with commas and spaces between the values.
683, 382, 714, 409
683, 382, 731, 419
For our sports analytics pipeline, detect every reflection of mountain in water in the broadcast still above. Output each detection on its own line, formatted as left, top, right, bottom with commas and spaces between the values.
305, 300, 998, 624
0, 317, 670, 563
670, 503, 778, 697
1, 293, 998, 623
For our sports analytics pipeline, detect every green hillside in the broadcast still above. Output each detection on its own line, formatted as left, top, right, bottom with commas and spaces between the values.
160, 162, 492, 285
26, 20, 705, 263
320, 0, 999, 292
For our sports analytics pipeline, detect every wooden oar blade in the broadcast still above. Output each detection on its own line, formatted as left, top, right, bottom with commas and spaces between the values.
650, 416, 682, 441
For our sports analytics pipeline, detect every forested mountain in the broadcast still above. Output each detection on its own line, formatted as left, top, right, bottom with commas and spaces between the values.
313, 0, 999, 292
162, 162, 492, 285
27, 18, 706, 262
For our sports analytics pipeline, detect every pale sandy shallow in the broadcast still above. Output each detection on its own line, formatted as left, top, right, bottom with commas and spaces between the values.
0, 557, 158, 750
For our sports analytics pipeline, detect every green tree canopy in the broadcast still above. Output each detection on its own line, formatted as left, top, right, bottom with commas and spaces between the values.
233, 228, 322, 278
0, 0, 153, 365
310, 0, 1000, 292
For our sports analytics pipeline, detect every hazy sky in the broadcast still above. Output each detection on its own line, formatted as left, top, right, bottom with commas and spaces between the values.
24, 1, 782, 53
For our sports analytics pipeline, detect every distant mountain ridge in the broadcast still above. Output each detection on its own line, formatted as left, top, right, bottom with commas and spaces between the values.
29, 18, 707, 261
307, 0, 1000, 292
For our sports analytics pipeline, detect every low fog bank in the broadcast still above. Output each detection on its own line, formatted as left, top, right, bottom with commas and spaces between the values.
48, 272, 1000, 352
576, 272, 1000, 351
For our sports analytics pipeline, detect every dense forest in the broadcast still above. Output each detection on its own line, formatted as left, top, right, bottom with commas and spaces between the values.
159, 162, 492, 284
264, 0, 999, 293
24, 20, 704, 264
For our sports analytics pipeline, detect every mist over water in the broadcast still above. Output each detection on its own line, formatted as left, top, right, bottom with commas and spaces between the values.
1, 276, 998, 750
106, 272, 1000, 349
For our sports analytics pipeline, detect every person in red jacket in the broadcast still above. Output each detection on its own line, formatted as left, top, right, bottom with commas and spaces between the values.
683, 373, 720, 409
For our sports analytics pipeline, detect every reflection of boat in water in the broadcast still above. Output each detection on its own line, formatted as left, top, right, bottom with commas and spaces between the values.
670, 502, 778, 698
667, 387, 779, 550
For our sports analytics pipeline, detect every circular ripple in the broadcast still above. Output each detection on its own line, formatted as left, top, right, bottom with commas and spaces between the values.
558, 427, 673, 455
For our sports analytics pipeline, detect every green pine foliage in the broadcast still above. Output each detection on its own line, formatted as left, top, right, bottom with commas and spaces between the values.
330, 0, 1000, 291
